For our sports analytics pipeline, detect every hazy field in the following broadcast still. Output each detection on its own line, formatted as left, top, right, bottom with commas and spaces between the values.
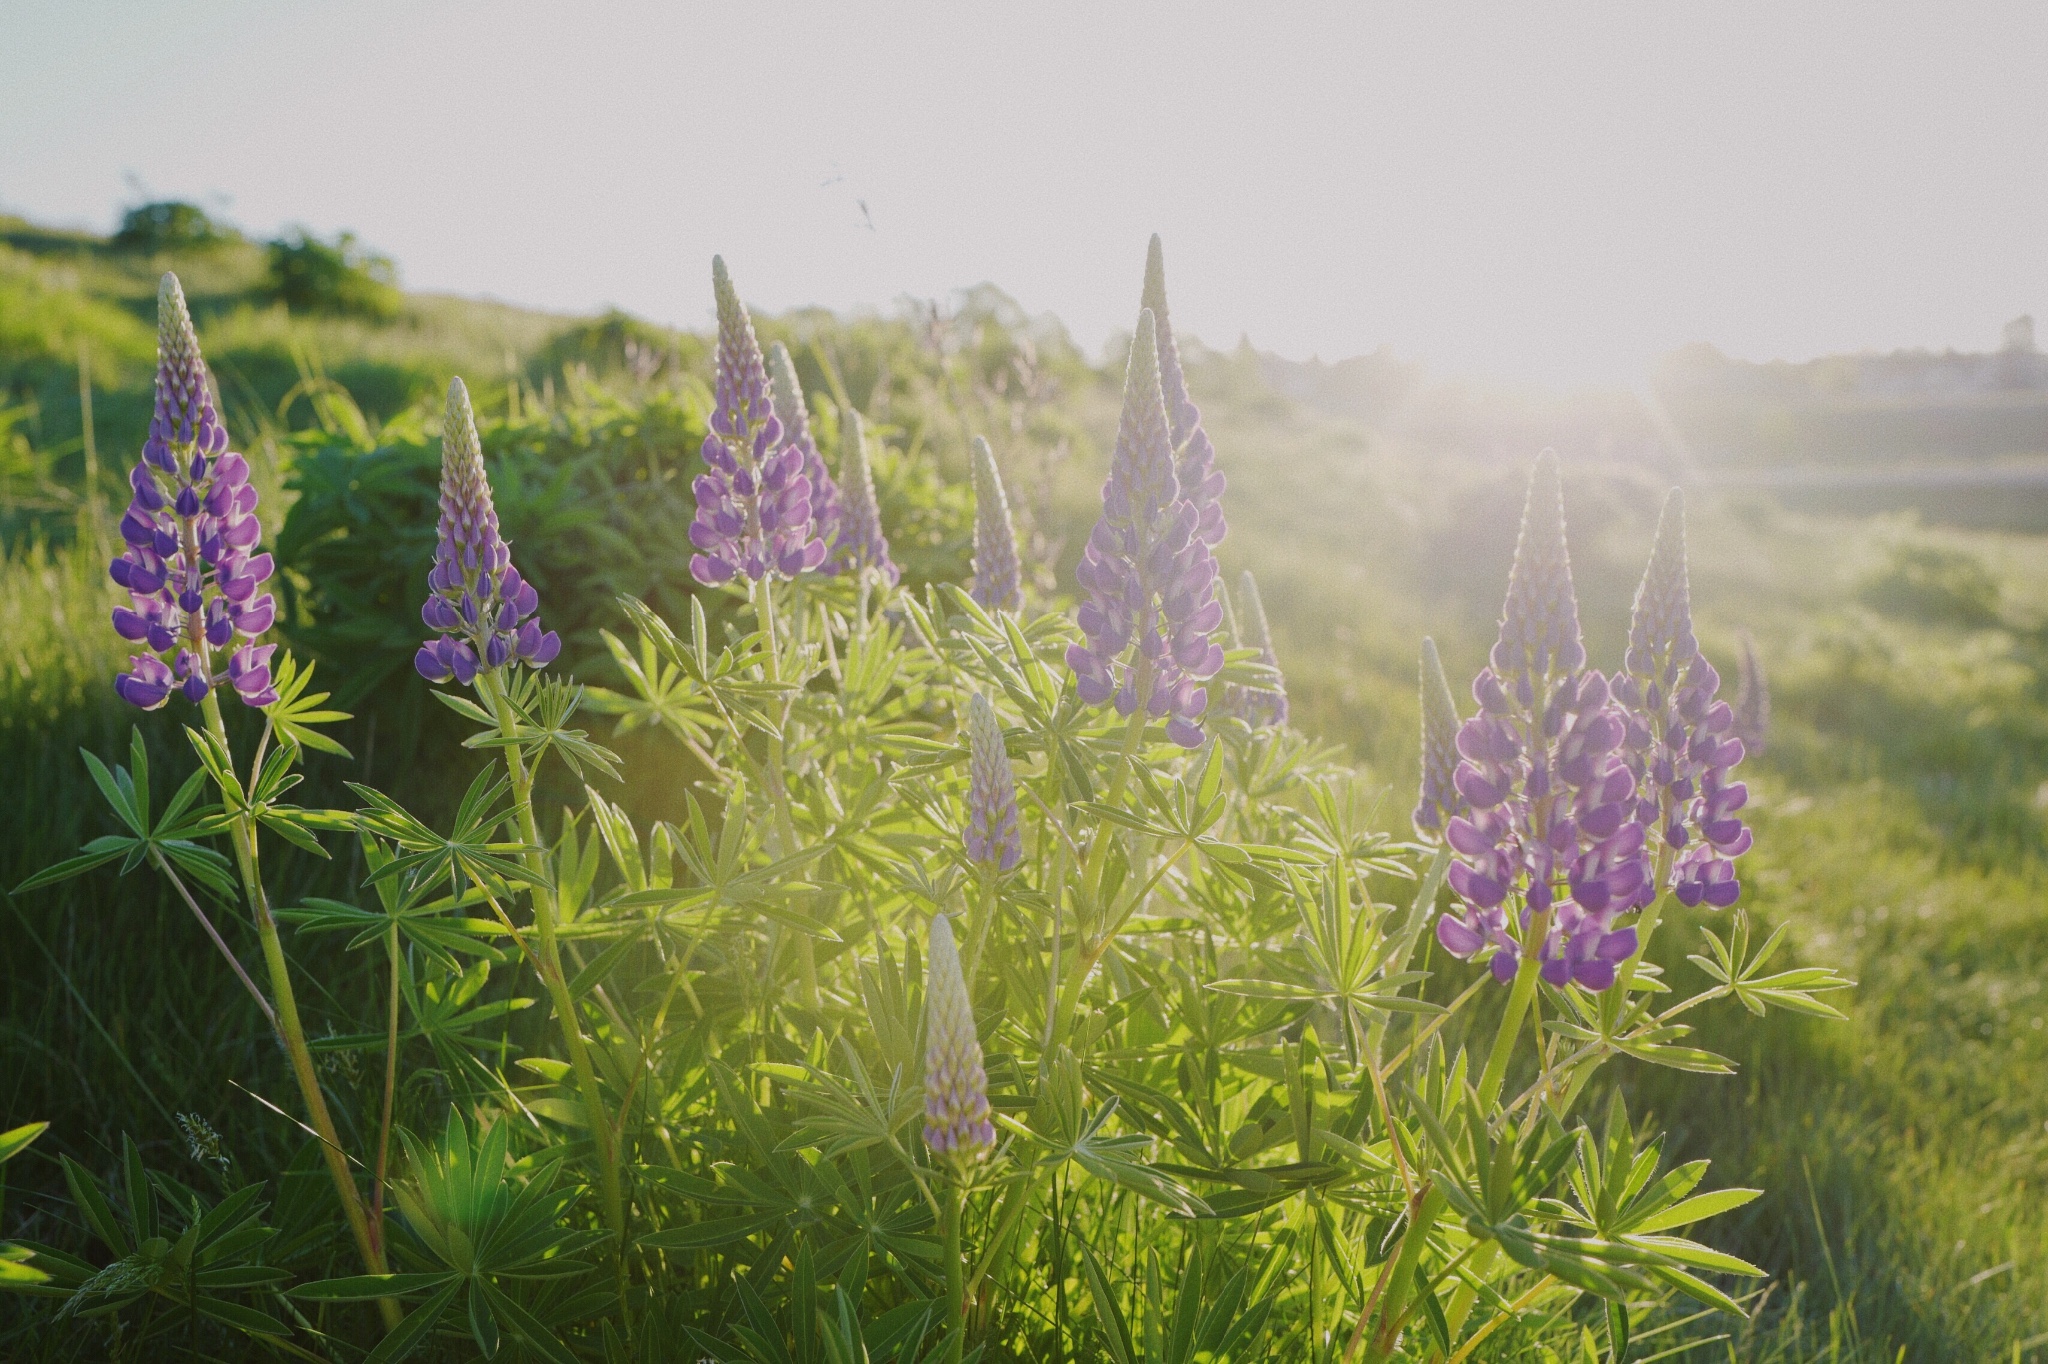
4, 216, 2047, 1359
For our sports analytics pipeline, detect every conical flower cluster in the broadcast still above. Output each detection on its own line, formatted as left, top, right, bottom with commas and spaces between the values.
768, 342, 843, 561
922, 913, 995, 1168
969, 437, 1023, 612
1141, 236, 1226, 550
964, 692, 1022, 871
688, 258, 828, 585
415, 379, 559, 685
1732, 630, 1769, 757
1223, 570, 1288, 727
1412, 637, 1465, 837
111, 274, 279, 710
1434, 454, 1649, 991
1613, 493, 1751, 909
1066, 311, 1225, 748
827, 408, 899, 585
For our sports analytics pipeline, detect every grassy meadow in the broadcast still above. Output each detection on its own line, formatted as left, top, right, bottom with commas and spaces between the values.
2, 215, 2046, 1360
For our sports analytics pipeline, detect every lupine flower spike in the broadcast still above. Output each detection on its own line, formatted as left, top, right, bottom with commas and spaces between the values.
112, 274, 279, 709
768, 341, 843, 560
827, 408, 899, 585
688, 258, 828, 586
1066, 310, 1225, 748
1224, 570, 1288, 726
1412, 637, 1465, 838
415, 378, 559, 685
969, 437, 1023, 612
1141, 235, 1226, 549
922, 912, 995, 1168
1434, 452, 1650, 990
964, 692, 1022, 871
1614, 491, 1751, 909
1732, 629, 1769, 757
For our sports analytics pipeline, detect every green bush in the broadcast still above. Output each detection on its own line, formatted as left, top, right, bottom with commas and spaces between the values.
110, 201, 235, 254
265, 229, 401, 320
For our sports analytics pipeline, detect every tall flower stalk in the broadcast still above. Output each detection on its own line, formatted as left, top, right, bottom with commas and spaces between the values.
768, 340, 843, 560
969, 437, 1023, 612
963, 691, 1021, 977
828, 408, 899, 586
1432, 453, 1649, 1104
112, 276, 278, 711
924, 912, 993, 1364
1224, 569, 1288, 726
415, 379, 624, 1249
1611, 491, 1751, 988
688, 258, 827, 587
1066, 309, 1225, 749
115, 275, 395, 1314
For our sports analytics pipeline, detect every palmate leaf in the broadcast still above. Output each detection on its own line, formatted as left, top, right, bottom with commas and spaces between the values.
16, 733, 236, 899
262, 652, 353, 757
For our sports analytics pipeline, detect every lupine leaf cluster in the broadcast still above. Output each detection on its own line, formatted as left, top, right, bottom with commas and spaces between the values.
4, 252, 1852, 1364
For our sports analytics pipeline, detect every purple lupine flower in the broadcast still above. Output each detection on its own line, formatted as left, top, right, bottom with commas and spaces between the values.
1732, 629, 1769, 758
964, 692, 1022, 872
826, 408, 899, 585
1223, 570, 1288, 727
1413, 637, 1465, 838
111, 274, 278, 710
1141, 235, 1226, 549
768, 341, 843, 561
1065, 310, 1225, 749
414, 378, 559, 685
1433, 453, 1651, 991
969, 437, 1023, 613
922, 912, 995, 1168
687, 258, 827, 586
1612, 491, 1751, 909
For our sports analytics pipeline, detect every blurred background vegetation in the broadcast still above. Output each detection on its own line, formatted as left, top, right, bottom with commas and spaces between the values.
3, 205, 2047, 1359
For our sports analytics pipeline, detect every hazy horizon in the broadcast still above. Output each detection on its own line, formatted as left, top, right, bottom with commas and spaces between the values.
8, 2, 2048, 388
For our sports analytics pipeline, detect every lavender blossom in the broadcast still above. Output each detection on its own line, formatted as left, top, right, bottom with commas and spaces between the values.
110, 274, 278, 710
1065, 310, 1225, 749
1433, 453, 1650, 991
964, 692, 1022, 872
922, 912, 995, 1168
1141, 235, 1226, 548
969, 437, 1023, 612
687, 258, 827, 586
1223, 570, 1288, 727
1613, 491, 1751, 909
414, 378, 559, 685
1732, 629, 1769, 757
827, 408, 899, 585
768, 341, 843, 559
1413, 637, 1465, 838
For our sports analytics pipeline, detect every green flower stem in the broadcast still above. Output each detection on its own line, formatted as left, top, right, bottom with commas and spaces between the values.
474, 671, 626, 1251
1362, 1182, 1444, 1363
372, 919, 400, 1260
967, 864, 997, 983
942, 1178, 966, 1364
752, 578, 818, 1005
1476, 906, 1551, 1112
1615, 843, 1677, 997
197, 693, 398, 1328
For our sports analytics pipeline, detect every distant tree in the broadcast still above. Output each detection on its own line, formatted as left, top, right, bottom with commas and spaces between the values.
111, 201, 233, 253
266, 229, 401, 320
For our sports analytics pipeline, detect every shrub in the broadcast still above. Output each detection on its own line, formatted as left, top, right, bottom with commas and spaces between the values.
111, 200, 234, 254
265, 229, 401, 320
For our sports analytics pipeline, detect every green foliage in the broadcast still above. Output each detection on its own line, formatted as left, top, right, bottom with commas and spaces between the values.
1857, 541, 2002, 627
266, 229, 402, 321
112, 202, 236, 255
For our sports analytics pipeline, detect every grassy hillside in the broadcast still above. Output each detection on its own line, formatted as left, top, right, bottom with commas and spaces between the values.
2, 215, 2045, 1358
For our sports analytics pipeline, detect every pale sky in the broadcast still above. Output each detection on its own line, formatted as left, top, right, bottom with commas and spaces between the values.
6, 1, 2048, 387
